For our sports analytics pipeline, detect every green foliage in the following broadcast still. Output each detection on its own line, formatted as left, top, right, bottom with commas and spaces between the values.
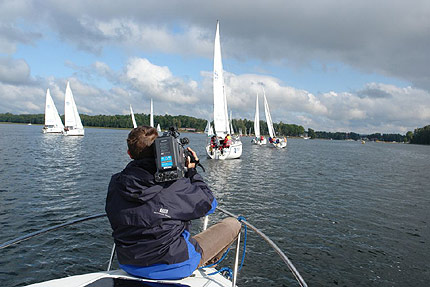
0, 113, 208, 131
367, 133, 405, 142
0, 113, 44, 124
3, 112, 425, 144
314, 131, 361, 140
406, 131, 414, 143
410, 125, 430, 145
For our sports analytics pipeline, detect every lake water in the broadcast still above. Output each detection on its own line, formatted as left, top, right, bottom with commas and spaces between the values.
0, 123, 429, 286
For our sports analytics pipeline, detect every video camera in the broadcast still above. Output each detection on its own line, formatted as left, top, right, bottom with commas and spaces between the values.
154, 127, 196, 183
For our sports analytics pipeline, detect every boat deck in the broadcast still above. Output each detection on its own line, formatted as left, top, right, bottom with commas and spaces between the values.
26, 268, 234, 287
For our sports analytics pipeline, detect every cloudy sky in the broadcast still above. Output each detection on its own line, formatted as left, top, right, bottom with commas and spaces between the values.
1, 0, 429, 134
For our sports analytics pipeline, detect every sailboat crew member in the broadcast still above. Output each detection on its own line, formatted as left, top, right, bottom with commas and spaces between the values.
106, 126, 241, 280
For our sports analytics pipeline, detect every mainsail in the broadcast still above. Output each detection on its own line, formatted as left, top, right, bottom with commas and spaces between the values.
213, 20, 230, 137
150, 99, 154, 127
44, 88, 64, 130
263, 89, 276, 138
130, 104, 137, 128
205, 120, 214, 136
64, 82, 83, 130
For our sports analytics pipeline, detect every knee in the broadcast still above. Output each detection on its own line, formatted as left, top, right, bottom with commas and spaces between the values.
221, 217, 242, 235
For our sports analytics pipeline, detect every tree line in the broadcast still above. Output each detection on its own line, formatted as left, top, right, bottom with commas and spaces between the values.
408, 125, 430, 145
0, 113, 306, 136
1, 113, 429, 145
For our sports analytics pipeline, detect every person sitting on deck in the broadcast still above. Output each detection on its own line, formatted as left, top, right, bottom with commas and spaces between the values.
268, 137, 273, 143
210, 135, 218, 154
105, 126, 241, 280
223, 134, 232, 148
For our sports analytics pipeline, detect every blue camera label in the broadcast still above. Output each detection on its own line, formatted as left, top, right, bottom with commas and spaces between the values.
161, 156, 173, 168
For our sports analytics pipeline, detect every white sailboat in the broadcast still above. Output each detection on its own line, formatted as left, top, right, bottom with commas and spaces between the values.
206, 21, 242, 160
263, 89, 286, 148
204, 120, 214, 137
150, 98, 154, 127
251, 93, 266, 145
130, 104, 137, 128
156, 123, 161, 133
63, 82, 84, 136
42, 88, 64, 134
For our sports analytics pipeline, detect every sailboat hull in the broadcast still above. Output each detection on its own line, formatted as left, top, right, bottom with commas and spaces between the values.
269, 141, 287, 148
206, 140, 242, 160
42, 127, 63, 134
252, 138, 267, 145
63, 128, 85, 136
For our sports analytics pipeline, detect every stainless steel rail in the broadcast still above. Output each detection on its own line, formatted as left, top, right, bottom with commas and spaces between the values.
0, 213, 106, 250
216, 206, 308, 287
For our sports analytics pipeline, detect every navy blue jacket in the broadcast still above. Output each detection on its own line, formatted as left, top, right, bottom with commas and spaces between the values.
105, 157, 216, 279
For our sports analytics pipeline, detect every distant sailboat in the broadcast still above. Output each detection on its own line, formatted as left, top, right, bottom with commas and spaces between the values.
130, 104, 137, 128
229, 110, 235, 135
263, 89, 286, 148
157, 123, 161, 133
42, 88, 64, 134
204, 120, 214, 137
251, 93, 266, 145
63, 82, 84, 136
206, 21, 242, 160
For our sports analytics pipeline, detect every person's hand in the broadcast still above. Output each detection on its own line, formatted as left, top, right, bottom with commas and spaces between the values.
186, 147, 199, 169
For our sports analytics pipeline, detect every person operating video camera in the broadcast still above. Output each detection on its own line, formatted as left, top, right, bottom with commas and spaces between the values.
105, 125, 241, 280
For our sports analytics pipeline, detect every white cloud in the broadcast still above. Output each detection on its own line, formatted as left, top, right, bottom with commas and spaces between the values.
0, 57, 31, 84
0, 56, 428, 134
123, 57, 200, 104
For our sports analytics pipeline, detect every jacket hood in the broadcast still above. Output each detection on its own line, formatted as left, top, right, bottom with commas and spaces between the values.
116, 158, 163, 203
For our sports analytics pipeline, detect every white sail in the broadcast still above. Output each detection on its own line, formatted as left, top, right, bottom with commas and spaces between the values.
43, 88, 64, 133
254, 93, 260, 138
157, 123, 161, 133
204, 120, 210, 134
205, 120, 214, 136
213, 20, 230, 137
150, 99, 154, 127
209, 124, 214, 136
263, 89, 275, 138
130, 104, 137, 128
64, 82, 84, 136
43, 89, 64, 133
229, 110, 235, 134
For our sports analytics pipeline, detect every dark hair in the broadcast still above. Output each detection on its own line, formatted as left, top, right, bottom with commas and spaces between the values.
127, 126, 158, 159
